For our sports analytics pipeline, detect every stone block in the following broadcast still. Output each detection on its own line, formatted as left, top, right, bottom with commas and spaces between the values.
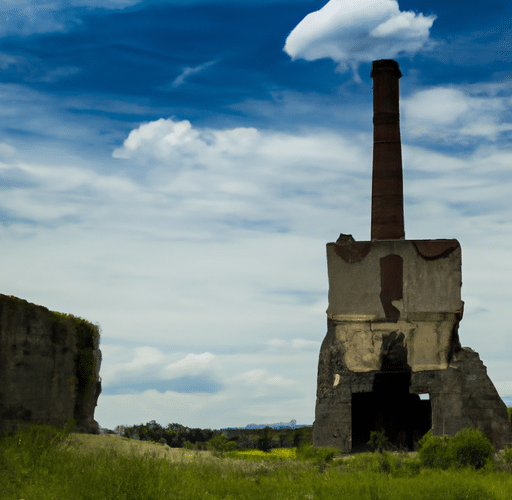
0, 294, 101, 434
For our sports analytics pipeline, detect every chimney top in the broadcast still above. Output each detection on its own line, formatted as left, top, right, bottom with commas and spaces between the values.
370, 59, 402, 79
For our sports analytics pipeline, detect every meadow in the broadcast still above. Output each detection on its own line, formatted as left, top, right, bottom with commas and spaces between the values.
2, 424, 512, 499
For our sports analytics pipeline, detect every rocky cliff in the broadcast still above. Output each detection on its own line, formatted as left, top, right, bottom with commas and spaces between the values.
0, 294, 101, 433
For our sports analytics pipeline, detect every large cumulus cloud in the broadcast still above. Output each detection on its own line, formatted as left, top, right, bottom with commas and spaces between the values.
284, 0, 436, 75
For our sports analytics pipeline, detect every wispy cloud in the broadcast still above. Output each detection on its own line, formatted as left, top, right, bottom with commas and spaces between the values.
164, 60, 217, 90
284, 0, 436, 78
0, 0, 141, 36
37, 66, 81, 83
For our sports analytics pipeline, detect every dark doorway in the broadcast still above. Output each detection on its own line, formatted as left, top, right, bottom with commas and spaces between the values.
351, 372, 431, 451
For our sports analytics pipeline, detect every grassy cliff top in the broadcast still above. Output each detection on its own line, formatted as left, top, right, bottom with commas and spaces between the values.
0, 293, 100, 342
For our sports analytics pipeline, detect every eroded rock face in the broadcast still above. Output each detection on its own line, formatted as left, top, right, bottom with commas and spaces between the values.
0, 294, 101, 433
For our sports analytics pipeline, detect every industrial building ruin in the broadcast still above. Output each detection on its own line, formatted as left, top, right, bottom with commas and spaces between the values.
313, 59, 511, 452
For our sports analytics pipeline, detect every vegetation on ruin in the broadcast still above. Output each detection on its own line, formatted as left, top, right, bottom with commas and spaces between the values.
417, 428, 494, 470
3, 424, 512, 499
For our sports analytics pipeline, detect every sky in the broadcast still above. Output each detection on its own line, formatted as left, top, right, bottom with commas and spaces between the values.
1, 0, 512, 430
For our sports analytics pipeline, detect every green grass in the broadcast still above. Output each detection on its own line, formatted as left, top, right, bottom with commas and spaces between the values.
2, 424, 512, 499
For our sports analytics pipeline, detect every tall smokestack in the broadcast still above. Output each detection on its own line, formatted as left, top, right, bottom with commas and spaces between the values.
370, 59, 405, 241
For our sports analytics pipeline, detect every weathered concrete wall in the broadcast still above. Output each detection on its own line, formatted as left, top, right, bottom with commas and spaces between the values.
412, 348, 512, 450
313, 235, 512, 452
0, 294, 101, 433
314, 328, 511, 451
327, 235, 463, 373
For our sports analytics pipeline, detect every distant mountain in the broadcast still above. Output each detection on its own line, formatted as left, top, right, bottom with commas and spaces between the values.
244, 421, 311, 430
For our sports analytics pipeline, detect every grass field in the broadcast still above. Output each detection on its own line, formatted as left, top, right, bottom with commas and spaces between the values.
2, 424, 512, 499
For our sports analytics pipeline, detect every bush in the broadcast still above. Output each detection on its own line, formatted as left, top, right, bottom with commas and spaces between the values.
207, 431, 238, 456
417, 428, 494, 470
417, 431, 452, 469
368, 430, 388, 453
296, 443, 339, 464
450, 428, 494, 469
503, 446, 512, 464
339, 451, 422, 476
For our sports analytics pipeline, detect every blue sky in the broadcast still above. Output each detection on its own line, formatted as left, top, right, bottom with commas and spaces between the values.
2, 0, 512, 430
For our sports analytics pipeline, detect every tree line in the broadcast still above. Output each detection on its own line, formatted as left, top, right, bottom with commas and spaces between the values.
111, 420, 313, 451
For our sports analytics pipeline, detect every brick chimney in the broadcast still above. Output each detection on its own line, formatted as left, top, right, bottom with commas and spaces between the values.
370, 59, 405, 241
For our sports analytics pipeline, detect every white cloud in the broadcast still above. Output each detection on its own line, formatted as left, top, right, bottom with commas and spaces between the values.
4, 114, 512, 363
284, 0, 436, 75
112, 118, 369, 219
123, 347, 165, 371
160, 353, 215, 379
94, 345, 317, 429
98, 348, 223, 397
402, 84, 512, 143
99, 346, 166, 386
233, 368, 295, 388
404, 88, 469, 125
113, 118, 262, 169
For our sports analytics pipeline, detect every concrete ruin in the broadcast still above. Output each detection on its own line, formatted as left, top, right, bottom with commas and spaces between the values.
0, 294, 102, 434
313, 60, 512, 452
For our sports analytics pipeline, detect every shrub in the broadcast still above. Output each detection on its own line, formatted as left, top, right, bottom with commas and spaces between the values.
296, 443, 339, 464
503, 446, 512, 464
256, 427, 273, 452
417, 428, 494, 470
417, 431, 452, 469
207, 431, 238, 456
368, 430, 388, 453
450, 428, 494, 469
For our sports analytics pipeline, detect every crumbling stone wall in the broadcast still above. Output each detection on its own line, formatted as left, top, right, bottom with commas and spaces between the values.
412, 348, 511, 450
326, 236, 463, 373
0, 294, 101, 433
313, 235, 512, 452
